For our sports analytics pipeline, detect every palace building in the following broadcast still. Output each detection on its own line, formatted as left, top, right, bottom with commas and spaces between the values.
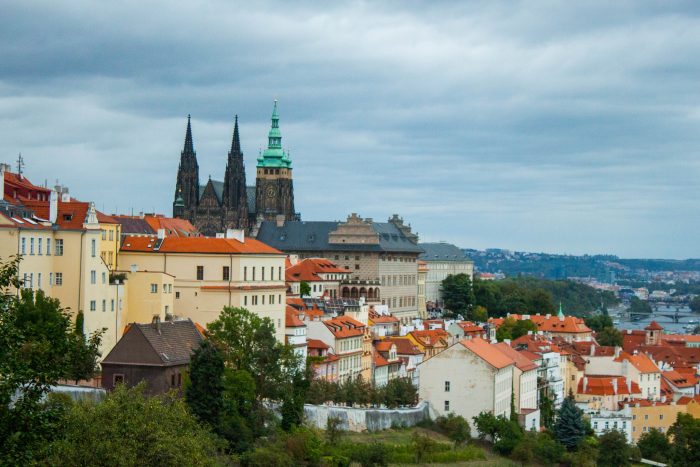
173, 101, 297, 236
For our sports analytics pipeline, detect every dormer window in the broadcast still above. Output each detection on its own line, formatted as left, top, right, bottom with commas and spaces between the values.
63, 214, 72, 221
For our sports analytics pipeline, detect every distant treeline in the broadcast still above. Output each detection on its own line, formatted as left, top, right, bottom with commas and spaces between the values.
474, 277, 618, 318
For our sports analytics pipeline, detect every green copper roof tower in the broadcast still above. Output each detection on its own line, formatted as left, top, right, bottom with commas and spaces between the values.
558, 302, 565, 319
257, 100, 292, 169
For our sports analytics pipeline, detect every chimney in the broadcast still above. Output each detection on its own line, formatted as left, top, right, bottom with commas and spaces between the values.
590, 345, 595, 357
583, 377, 588, 393
614, 346, 621, 358
226, 228, 245, 243
61, 186, 70, 202
504, 339, 511, 345
49, 189, 58, 223
130, 264, 138, 273
627, 378, 632, 394
276, 214, 285, 227
546, 314, 551, 319
157, 228, 166, 240
0, 163, 5, 199
527, 330, 533, 335
612, 378, 618, 394
152, 315, 161, 334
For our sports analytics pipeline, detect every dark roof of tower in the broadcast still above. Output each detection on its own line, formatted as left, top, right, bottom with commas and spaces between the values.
256, 220, 423, 253
199, 181, 224, 203
229, 115, 241, 156
183, 115, 195, 154
419, 242, 472, 262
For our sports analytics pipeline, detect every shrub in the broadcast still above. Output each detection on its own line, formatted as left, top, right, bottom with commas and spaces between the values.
434, 413, 471, 445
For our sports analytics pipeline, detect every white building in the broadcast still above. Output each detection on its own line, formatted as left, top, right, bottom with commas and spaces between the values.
581, 405, 633, 443
285, 306, 307, 367
495, 343, 540, 430
419, 337, 514, 436
418, 242, 473, 308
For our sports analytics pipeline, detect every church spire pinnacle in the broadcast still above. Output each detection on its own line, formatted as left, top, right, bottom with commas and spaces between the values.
229, 114, 241, 156
183, 114, 195, 155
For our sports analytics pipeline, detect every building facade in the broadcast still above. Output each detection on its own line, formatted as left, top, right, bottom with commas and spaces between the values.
418, 242, 473, 308
173, 102, 296, 236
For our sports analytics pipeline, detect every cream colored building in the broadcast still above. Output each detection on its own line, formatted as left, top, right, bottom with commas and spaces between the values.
417, 260, 428, 318
418, 242, 473, 309
305, 315, 365, 381
419, 338, 514, 436
118, 231, 287, 341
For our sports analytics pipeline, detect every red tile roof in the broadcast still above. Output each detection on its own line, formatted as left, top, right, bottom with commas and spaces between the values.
285, 306, 305, 328
615, 351, 660, 374
120, 235, 282, 255
578, 376, 640, 396
409, 329, 449, 348
385, 337, 423, 355
323, 315, 365, 339
285, 257, 348, 282
494, 342, 538, 372
645, 321, 663, 331
461, 337, 514, 369
307, 338, 329, 350
662, 370, 698, 389
143, 215, 199, 237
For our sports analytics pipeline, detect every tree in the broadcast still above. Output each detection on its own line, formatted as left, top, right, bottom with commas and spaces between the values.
185, 339, 224, 428
42, 384, 225, 466
383, 377, 417, 408
596, 327, 623, 347
472, 412, 522, 455
539, 392, 555, 429
300, 281, 311, 297
326, 416, 344, 445
471, 305, 488, 323
495, 317, 536, 341
668, 413, 700, 467
584, 315, 613, 333
434, 413, 471, 446
629, 296, 652, 315
441, 273, 475, 317
0, 258, 103, 465
637, 428, 670, 463
552, 395, 586, 450
596, 430, 630, 467
690, 295, 700, 314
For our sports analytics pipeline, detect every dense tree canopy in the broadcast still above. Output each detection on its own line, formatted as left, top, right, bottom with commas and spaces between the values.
636, 428, 670, 463
629, 296, 653, 315
553, 395, 586, 451
596, 430, 631, 467
668, 413, 700, 467
495, 317, 538, 342
440, 273, 475, 317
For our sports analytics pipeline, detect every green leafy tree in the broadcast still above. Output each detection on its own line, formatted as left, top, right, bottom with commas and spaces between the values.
668, 413, 700, 467
690, 295, 700, 313
300, 281, 311, 297
472, 412, 522, 455
441, 273, 475, 317
42, 384, 225, 466
471, 305, 488, 323
512, 319, 538, 340
539, 391, 555, 429
383, 377, 417, 408
552, 395, 586, 450
528, 289, 556, 315
185, 339, 224, 428
596, 429, 630, 467
325, 416, 345, 445
434, 413, 471, 446
0, 258, 103, 465
629, 296, 652, 315
596, 327, 623, 347
584, 315, 613, 333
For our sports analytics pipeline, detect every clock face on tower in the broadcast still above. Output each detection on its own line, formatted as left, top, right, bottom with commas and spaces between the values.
266, 186, 276, 199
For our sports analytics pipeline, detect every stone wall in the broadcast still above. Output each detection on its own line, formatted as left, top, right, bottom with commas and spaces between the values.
304, 401, 429, 432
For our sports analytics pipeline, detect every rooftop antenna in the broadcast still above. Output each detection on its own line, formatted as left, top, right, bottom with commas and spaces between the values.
16, 153, 24, 177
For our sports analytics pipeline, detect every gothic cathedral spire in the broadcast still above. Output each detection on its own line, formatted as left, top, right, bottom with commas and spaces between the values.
173, 114, 200, 218
223, 115, 248, 229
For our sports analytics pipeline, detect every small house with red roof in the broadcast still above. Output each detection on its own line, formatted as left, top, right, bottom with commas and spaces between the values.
576, 375, 641, 411
307, 338, 338, 382
306, 315, 366, 381
285, 257, 349, 299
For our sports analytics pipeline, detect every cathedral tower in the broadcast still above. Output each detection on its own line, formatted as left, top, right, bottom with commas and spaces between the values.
255, 100, 295, 222
222, 115, 249, 229
173, 115, 199, 220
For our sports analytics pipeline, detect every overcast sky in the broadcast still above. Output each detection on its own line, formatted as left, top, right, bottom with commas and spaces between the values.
1, 1, 698, 259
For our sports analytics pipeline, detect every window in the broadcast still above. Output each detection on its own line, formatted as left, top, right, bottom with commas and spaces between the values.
109, 230, 114, 241
91, 239, 96, 257
355, 264, 359, 270
90, 300, 96, 311
660, 414, 664, 420
244, 266, 247, 281
113, 374, 124, 385
102, 300, 106, 312
278, 267, 282, 280
252, 295, 258, 305
175, 291, 180, 299
177, 373, 182, 387
262, 295, 265, 305
171, 374, 176, 387
55, 239, 64, 256
252, 267, 256, 281
46, 238, 51, 256
151, 283, 158, 293
262, 267, 265, 281
49, 272, 53, 286
37, 273, 42, 289
30, 238, 35, 255
21, 237, 26, 255
90, 270, 96, 284
223, 266, 230, 281
165, 305, 169, 315
111, 299, 115, 311
445, 381, 450, 392
102, 230, 106, 240
244, 296, 248, 306
55, 273, 63, 286
38, 238, 43, 255
444, 401, 450, 411
270, 294, 275, 305
196, 266, 204, 280
102, 272, 107, 284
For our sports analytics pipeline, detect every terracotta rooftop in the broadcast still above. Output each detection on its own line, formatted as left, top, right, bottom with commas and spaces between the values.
323, 315, 365, 339
120, 235, 282, 255
385, 337, 423, 355
662, 370, 698, 389
307, 338, 330, 350
285, 306, 305, 328
578, 375, 641, 396
285, 257, 348, 282
460, 337, 515, 370
409, 329, 449, 347
645, 321, 663, 331
615, 351, 660, 373
494, 342, 538, 372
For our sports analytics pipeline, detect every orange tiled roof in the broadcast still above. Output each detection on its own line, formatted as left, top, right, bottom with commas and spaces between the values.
323, 315, 365, 339
307, 338, 330, 350
662, 370, 698, 389
645, 321, 663, 331
385, 337, 423, 355
120, 235, 282, 255
285, 257, 348, 282
578, 376, 640, 396
615, 351, 660, 373
677, 394, 700, 405
373, 351, 390, 367
409, 329, 449, 347
285, 306, 305, 328
460, 337, 514, 369
143, 215, 199, 237
375, 341, 394, 352
494, 342, 538, 372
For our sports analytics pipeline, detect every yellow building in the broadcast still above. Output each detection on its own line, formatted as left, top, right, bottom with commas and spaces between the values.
118, 232, 287, 341
622, 400, 688, 442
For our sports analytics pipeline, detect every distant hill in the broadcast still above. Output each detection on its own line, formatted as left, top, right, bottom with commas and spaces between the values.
465, 249, 700, 281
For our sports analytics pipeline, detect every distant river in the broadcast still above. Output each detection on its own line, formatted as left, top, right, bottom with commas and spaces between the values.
610, 305, 696, 334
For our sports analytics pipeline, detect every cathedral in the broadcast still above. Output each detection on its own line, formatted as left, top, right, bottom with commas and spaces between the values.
173, 101, 297, 236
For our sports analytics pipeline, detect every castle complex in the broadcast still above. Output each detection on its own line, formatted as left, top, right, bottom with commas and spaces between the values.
173, 101, 297, 236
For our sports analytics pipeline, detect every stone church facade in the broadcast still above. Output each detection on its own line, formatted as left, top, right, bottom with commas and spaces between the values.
173, 101, 297, 236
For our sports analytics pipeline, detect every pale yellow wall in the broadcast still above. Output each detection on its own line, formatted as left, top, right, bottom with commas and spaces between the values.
630, 403, 686, 442
99, 223, 121, 270
117, 270, 173, 331
118, 250, 286, 342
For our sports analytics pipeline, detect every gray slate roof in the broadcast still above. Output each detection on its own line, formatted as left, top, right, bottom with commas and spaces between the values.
102, 319, 203, 367
256, 220, 423, 253
114, 216, 157, 235
419, 242, 473, 262
200, 180, 224, 203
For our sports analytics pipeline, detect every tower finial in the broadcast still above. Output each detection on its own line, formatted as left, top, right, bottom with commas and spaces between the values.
183, 115, 194, 154
229, 114, 241, 156
558, 302, 564, 320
